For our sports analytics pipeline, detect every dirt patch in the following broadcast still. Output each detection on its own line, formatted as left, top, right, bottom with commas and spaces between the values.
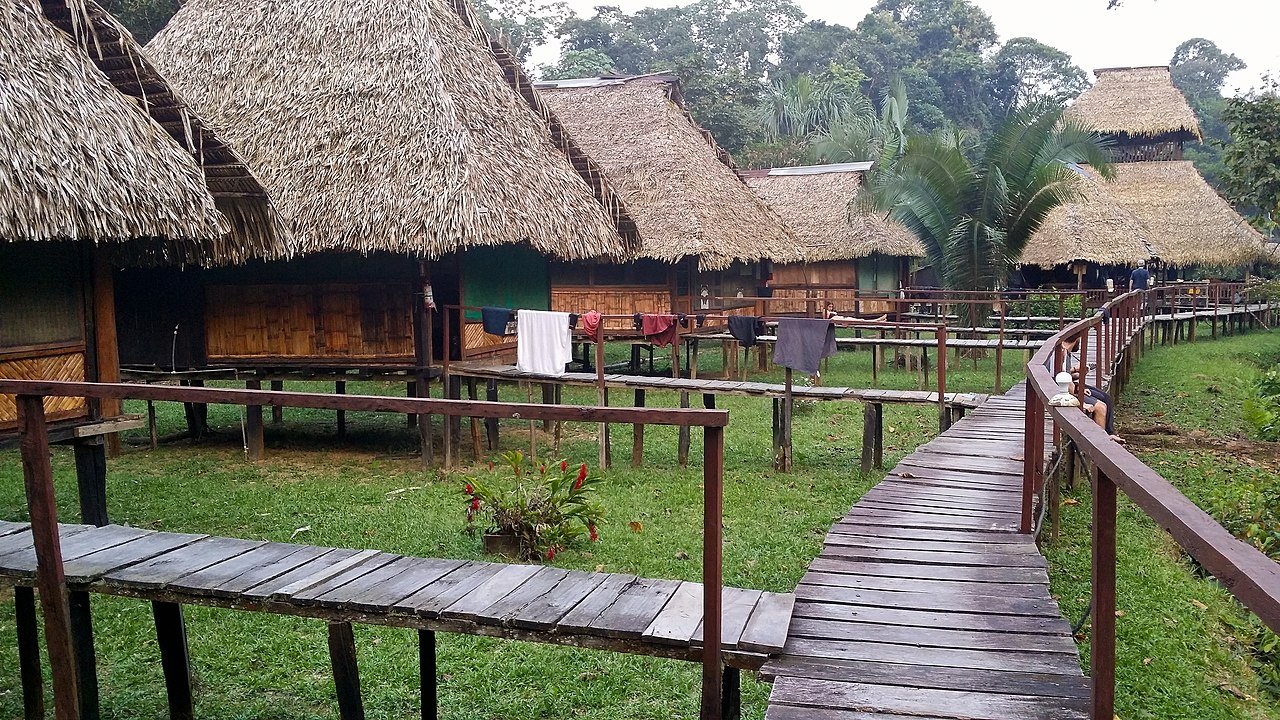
1121, 424, 1280, 464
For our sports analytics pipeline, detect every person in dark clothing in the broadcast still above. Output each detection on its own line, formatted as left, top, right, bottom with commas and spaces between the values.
1070, 370, 1121, 442
1129, 260, 1150, 291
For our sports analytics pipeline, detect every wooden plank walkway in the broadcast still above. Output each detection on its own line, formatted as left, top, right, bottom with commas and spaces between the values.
449, 364, 989, 409
762, 382, 1090, 719
689, 332, 1046, 351
0, 521, 793, 668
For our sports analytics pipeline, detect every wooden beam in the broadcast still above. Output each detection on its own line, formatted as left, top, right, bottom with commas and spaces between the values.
17, 394, 81, 720
245, 380, 264, 461
15, 586, 45, 720
632, 389, 646, 468
90, 251, 121, 457
152, 601, 194, 720
69, 592, 100, 720
271, 381, 284, 423
328, 622, 366, 720
72, 439, 108, 527
419, 629, 437, 720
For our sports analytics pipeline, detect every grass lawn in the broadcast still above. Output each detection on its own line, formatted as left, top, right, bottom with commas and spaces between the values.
1042, 328, 1280, 720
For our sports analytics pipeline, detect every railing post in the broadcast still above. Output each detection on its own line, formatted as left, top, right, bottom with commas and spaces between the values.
936, 325, 948, 431
1021, 389, 1035, 534
1091, 466, 1118, 720
17, 394, 81, 720
701, 425, 725, 720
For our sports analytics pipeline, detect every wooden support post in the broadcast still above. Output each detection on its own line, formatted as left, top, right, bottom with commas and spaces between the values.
771, 398, 781, 466
632, 389, 646, 468
445, 376, 461, 469
181, 379, 208, 440
17, 394, 80, 720
936, 327, 948, 432
16, 586, 45, 720
485, 380, 500, 451
271, 380, 284, 423
245, 380, 264, 461
540, 383, 554, 431
690, 339, 700, 380
151, 601, 193, 720
72, 438, 108, 527
722, 666, 741, 720
407, 382, 418, 428
700, 426, 725, 720
416, 380, 434, 469
328, 622, 365, 720
419, 629, 437, 720
1091, 467, 1118, 720
147, 400, 158, 449
595, 340, 609, 470
1020, 389, 1036, 535
335, 380, 347, 439
860, 403, 876, 475
703, 393, 716, 409
873, 402, 884, 469
69, 592, 99, 720
678, 391, 691, 468
553, 385, 563, 455
467, 379, 482, 460
778, 368, 794, 472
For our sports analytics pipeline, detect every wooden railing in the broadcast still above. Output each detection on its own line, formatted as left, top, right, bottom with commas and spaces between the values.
0, 379, 731, 720
1022, 287, 1280, 719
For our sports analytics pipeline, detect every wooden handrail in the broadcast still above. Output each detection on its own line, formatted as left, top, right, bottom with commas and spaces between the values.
1023, 285, 1280, 719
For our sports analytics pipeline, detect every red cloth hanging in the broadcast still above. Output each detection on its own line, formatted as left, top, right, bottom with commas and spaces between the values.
583, 310, 603, 343
641, 313, 678, 347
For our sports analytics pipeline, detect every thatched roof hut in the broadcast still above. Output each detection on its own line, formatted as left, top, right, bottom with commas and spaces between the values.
1021, 161, 1263, 268
1067, 66, 1201, 141
2, 0, 282, 265
535, 74, 799, 270
742, 163, 924, 262
146, 0, 637, 261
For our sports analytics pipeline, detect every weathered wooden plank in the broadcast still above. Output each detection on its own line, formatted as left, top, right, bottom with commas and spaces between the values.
739, 592, 795, 654
800, 567, 1045, 599
0, 525, 137, 576
0, 520, 29, 537
239, 548, 363, 599
439, 563, 544, 621
287, 552, 401, 602
786, 617, 1079, 655
587, 577, 680, 638
762, 656, 1090, 699
509, 571, 610, 630
334, 558, 466, 611
402, 562, 507, 619
642, 581, 703, 646
104, 536, 267, 588
790, 599, 1073, 636
694, 587, 762, 648
268, 549, 387, 599
779, 637, 1081, 675
557, 573, 640, 631
823, 525, 1031, 545
803, 557, 1046, 585
793, 583, 1061, 617
63, 531, 207, 580
836, 511, 1019, 533
183, 544, 332, 597
473, 567, 572, 624
822, 534, 1039, 557
304, 556, 425, 607
818, 545, 1046, 569
767, 677, 1088, 719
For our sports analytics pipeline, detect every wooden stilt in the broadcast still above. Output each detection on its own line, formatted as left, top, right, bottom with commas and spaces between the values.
485, 380, 500, 450
540, 383, 554, 431
335, 380, 347, 439
873, 402, 884, 469
419, 629, 437, 720
722, 666, 741, 720
15, 586, 45, 720
632, 389, 646, 468
245, 380, 264, 461
407, 382, 418, 428
69, 592, 99, 720
328, 622, 365, 720
72, 439, 108, 527
147, 400, 158, 449
467, 379, 482, 460
860, 402, 876, 475
152, 601, 194, 720
678, 391, 690, 468
270, 380, 284, 423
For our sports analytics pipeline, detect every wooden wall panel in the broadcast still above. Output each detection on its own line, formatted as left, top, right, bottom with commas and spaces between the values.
206, 283, 415, 361
551, 288, 672, 330
0, 351, 87, 427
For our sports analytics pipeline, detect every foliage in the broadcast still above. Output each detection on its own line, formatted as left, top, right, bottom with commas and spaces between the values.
1242, 367, 1280, 441
463, 451, 604, 560
986, 37, 1088, 117
1170, 38, 1248, 190
1221, 82, 1280, 236
99, 0, 177, 43
1020, 292, 1084, 327
866, 104, 1113, 293
474, 0, 570, 62
755, 74, 872, 142
537, 48, 615, 80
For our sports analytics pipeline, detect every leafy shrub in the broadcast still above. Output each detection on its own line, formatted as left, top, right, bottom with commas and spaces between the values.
1243, 367, 1280, 441
463, 451, 604, 561
1018, 293, 1085, 329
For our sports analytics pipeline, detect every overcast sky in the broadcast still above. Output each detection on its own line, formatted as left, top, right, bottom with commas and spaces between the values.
534, 0, 1278, 94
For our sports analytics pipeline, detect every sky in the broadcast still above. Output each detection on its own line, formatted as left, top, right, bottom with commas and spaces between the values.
532, 0, 1279, 94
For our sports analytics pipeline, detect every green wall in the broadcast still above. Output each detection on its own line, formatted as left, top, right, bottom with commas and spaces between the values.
462, 246, 549, 319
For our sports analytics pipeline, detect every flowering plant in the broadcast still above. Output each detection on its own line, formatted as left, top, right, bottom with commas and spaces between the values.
463, 451, 604, 561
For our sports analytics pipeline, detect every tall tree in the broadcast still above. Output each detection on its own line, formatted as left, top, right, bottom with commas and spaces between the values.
100, 0, 177, 42
1221, 85, 1280, 235
537, 49, 616, 80
1170, 38, 1247, 188
776, 20, 858, 80
866, 104, 1113, 293
474, 0, 570, 62
987, 37, 1089, 117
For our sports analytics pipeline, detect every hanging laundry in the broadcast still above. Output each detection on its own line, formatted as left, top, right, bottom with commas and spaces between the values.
481, 306, 514, 336
582, 310, 603, 343
516, 309, 572, 376
773, 317, 836, 375
727, 315, 764, 347
641, 313, 678, 347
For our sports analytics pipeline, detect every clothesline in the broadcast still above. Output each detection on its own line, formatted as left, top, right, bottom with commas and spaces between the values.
449, 304, 945, 334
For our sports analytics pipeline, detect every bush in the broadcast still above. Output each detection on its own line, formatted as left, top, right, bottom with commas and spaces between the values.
1243, 367, 1280, 441
1019, 293, 1084, 329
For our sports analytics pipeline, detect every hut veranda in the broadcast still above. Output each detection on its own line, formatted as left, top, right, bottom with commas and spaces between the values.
0, 0, 281, 436
127, 0, 638, 372
743, 163, 925, 316
535, 74, 799, 326
1019, 66, 1264, 288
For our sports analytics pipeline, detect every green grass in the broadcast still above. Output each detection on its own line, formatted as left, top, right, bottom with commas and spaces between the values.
0, 346, 951, 720
1043, 329, 1280, 720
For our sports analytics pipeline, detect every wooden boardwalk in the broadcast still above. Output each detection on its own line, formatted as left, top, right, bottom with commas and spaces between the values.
0, 521, 792, 667
449, 364, 989, 408
762, 383, 1089, 719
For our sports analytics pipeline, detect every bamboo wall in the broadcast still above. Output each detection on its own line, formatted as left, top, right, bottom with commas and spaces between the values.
551, 287, 673, 330
0, 350, 87, 428
770, 260, 901, 315
205, 283, 415, 362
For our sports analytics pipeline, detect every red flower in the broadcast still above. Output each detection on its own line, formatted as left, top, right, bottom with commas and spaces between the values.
560, 460, 568, 473
540, 463, 546, 475
546, 547, 556, 560
487, 461, 494, 472
574, 463, 588, 489
589, 525, 598, 542
464, 483, 474, 495
470, 497, 480, 512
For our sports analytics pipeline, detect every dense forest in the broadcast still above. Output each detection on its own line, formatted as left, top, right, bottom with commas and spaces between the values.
107, 0, 1269, 212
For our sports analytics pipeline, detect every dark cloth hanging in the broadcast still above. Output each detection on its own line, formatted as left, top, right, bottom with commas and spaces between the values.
678, 313, 688, 328
633, 313, 643, 331
773, 317, 836, 375
481, 306, 514, 336
727, 315, 764, 347
582, 310, 603, 343
569, 313, 580, 328
695, 314, 706, 328
641, 313, 678, 347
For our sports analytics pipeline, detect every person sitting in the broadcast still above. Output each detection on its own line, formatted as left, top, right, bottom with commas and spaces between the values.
1070, 370, 1123, 443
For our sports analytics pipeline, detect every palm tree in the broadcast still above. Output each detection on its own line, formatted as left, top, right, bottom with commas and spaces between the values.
814, 77, 910, 165
867, 103, 1112, 295
756, 75, 873, 142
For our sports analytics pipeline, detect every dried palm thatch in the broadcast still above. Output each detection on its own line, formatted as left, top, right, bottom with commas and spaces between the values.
743, 164, 924, 262
1067, 66, 1201, 140
146, 0, 637, 261
1021, 161, 1263, 268
1, 0, 220, 258
536, 75, 800, 270
1020, 164, 1155, 267
1106, 161, 1264, 267
0, 0, 287, 266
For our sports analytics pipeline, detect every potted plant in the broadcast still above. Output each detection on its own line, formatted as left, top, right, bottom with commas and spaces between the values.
463, 451, 604, 561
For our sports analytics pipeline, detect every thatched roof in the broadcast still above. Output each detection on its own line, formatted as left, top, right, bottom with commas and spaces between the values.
1, 0, 284, 266
1021, 161, 1263, 268
146, 0, 637, 261
743, 163, 925, 262
535, 74, 799, 270
1067, 66, 1201, 141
